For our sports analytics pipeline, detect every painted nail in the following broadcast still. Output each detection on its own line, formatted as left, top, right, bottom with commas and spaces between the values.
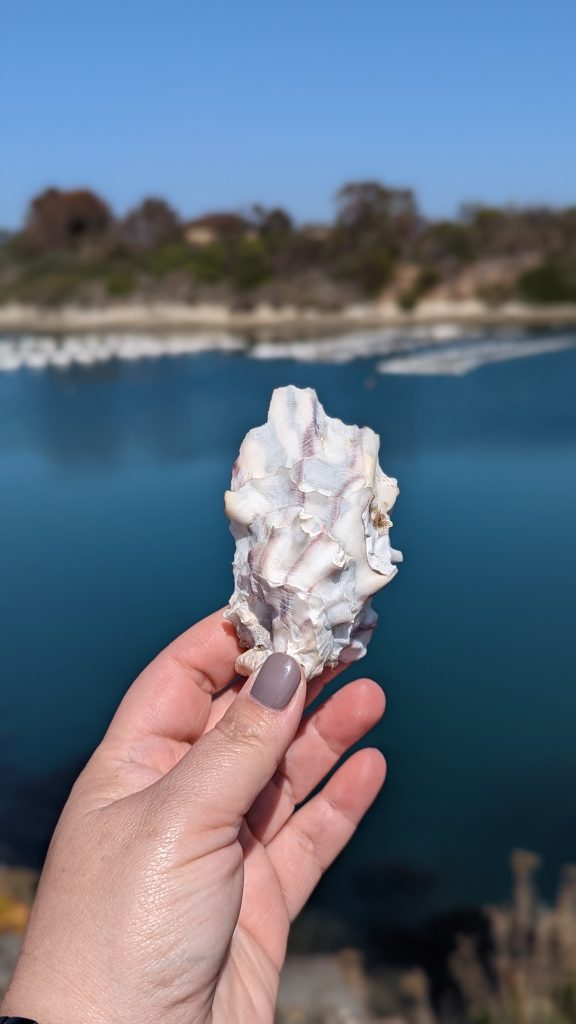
250, 653, 301, 710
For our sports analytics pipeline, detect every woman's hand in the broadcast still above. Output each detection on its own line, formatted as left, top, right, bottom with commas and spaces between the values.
2, 609, 386, 1024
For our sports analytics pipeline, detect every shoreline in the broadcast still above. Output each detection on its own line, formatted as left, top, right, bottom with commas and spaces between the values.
2, 298, 576, 336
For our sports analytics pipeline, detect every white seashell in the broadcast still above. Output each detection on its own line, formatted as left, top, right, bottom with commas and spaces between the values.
224, 385, 402, 680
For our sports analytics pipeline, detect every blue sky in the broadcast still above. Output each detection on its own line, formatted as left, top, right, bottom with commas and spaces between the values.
1, 0, 575, 227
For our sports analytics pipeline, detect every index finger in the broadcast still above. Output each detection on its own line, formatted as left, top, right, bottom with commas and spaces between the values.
106, 608, 242, 745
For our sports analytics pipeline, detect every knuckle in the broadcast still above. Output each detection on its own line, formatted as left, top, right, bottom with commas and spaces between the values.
291, 821, 324, 874
214, 711, 269, 753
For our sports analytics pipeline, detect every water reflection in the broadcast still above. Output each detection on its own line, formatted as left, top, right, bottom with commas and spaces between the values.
2, 347, 576, 476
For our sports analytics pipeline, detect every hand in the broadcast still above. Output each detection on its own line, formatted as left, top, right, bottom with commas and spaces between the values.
2, 609, 386, 1024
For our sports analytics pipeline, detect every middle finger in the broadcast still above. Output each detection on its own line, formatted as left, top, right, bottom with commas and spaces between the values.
246, 677, 385, 845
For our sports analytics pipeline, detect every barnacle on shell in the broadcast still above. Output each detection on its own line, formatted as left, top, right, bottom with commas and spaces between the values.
224, 385, 402, 680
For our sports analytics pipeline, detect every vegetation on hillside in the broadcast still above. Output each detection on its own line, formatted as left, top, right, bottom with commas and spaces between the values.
1, 183, 576, 308
4, 851, 576, 1022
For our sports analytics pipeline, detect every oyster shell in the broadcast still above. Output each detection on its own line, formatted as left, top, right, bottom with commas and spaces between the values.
224, 385, 402, 680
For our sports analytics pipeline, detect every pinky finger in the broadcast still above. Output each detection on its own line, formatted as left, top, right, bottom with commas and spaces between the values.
266, 748, 386, 921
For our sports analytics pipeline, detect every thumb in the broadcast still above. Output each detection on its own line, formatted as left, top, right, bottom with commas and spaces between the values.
159, 653, 306, 834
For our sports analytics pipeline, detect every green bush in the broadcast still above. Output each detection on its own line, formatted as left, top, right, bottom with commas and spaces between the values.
517, 261, 576, 303
230, 240, 271, 291
333, 248, 393, 297
9, 269, 86, 306
190, 244, 229, 284
141, 242, 197, 277
106, 270, 136, 297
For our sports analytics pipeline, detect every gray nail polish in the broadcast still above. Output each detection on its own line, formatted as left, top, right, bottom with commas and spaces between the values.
250, 653, 301, 709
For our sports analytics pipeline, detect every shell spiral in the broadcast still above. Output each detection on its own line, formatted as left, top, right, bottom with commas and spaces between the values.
224, 385, 402, 680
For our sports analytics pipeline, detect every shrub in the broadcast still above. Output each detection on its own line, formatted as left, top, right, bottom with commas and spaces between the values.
142, 242, 197, 277
230, 239, 271, 291
517, 261, 576, 303
190, 244, 229, 284
333, 248, 394, 297
106, 270, 136, 297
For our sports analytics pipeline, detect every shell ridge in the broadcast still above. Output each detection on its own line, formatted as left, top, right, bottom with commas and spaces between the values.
225, 386, 402, 679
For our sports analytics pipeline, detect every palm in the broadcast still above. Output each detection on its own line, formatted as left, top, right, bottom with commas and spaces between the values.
214, 838, 291, 1019
102, 611, 385, 1021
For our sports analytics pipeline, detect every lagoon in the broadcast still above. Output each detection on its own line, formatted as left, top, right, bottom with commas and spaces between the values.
1, 329, 576, 931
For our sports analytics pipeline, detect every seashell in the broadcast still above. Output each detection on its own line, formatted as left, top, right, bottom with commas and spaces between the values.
224, 385, 402, 680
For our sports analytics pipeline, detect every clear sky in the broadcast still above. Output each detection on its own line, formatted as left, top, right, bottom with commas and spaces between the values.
1, 0, 576, 227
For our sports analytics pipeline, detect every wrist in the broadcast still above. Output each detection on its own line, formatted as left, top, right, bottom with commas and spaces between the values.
0, 1017, 40, 1023
1, 994, 98, 1024
1, 968, 104, 1024
1, 993, 101, 1024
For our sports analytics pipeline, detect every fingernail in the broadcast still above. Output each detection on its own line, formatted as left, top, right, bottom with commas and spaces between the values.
250, 653, 302, 710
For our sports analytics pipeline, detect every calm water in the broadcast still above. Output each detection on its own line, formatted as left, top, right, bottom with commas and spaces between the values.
1, 337, 576, 931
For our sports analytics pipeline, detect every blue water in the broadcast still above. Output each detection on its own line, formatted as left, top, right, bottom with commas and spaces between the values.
1, 341, 576, 929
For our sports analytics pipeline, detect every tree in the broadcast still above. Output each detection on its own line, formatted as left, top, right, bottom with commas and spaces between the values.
120, 197, 180, 251
335, 181, 420, 253
252, 205, 293, 240
415, 220, 473, 267
457, 202, 576, 259
331, 181, 421, 296
25, 188, 112, 249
